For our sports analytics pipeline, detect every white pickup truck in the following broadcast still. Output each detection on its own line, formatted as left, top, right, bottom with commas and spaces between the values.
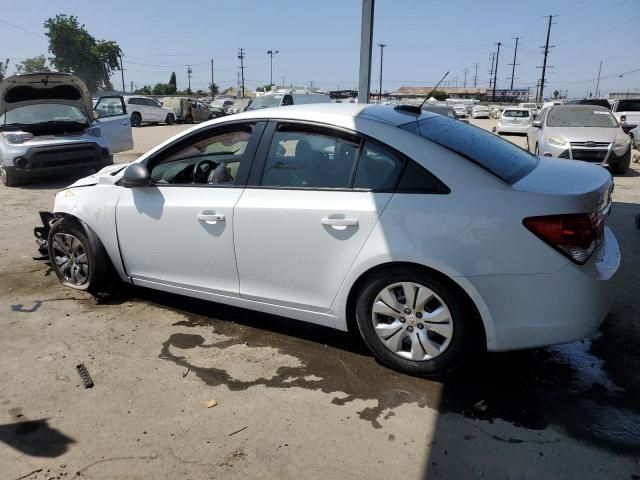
610, 99, 640, 134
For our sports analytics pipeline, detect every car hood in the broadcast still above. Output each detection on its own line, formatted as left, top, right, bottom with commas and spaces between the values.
63, 162, 130, 189
545, 126, 618, 143
0, 73, 93, 117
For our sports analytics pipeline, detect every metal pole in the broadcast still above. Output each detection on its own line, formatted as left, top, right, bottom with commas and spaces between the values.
358, 0, 375, 104
211, 58, 214, 98
595, 60, 603, 98
488, 52, 495, 91
238, 48, 245, 98
473, 62, 479, 87
119, 54, 125, 92
492, 42, 501, 101
378, 43, 386, 100
509, 37, 519, 90
463, 69, 467, 88
539, 15, 553, 103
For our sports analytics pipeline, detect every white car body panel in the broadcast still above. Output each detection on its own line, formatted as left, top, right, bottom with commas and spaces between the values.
496, 109, 531, 134
49, 103, 620, 353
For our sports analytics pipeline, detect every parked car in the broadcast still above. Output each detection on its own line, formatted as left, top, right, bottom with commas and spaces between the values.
541, 100, 563, 111
123, 96, 175, 127
207, 106, 226, 118
162, 97, 213, 123
452, 105, 467, 118
0, 73, 133, 187
471, 105, 490, 118
421, 105, 468, 123
610, 98, 640, 133
36, 103, 619, 376
489, 105, 504, 119
527, 105, 631, 174
566, 98, 611, 110
518, 102, 539, 118
210, 99, 235, 113
226, 99, 252, 114
496, 108, 532, 134
629, 124, 640, 149
246, 91, 331, 111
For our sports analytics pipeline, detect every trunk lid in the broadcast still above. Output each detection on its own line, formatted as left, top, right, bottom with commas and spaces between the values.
0, 73, 93, 117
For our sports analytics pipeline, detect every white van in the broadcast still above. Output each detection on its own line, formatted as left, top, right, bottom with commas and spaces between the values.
247, 91, 331, 111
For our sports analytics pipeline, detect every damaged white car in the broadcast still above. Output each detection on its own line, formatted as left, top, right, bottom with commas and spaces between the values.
0, 72, 133, 186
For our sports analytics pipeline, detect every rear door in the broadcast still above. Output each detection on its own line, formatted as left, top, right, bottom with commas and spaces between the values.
233, 121, 403, 312
94, 96, 133, 153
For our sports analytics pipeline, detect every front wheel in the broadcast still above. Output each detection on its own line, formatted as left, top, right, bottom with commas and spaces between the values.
355, 267, 477, 376
130, 112, 142, 127
165, 114, 175, 125
526, 136, 530, 152
611, 148, 631, 175
0, 167, 18, 187
185, 115, 193, 124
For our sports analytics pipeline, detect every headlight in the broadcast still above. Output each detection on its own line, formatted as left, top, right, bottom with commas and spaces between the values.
546, 135, 566, 147
1, 131, 34, 144
84, 126, 102, 137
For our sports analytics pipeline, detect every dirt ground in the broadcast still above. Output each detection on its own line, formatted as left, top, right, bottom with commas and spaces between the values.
1, 120, 639, 480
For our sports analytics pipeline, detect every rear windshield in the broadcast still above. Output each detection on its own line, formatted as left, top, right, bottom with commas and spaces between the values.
503, 110, 530, 118
617, 100, 640, 112
400, 116, 537, 184
547, 108, 618, 128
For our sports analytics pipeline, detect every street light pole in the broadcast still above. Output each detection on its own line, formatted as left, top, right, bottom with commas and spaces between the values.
267, 50, 279, 88
378, 43, 386, 100
358, 0, 375, 103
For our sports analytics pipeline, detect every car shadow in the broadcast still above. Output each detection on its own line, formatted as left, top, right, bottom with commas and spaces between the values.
0, 419, 75, 457
15, 171, 96, 190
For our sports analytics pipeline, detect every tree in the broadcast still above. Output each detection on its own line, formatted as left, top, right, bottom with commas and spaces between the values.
15, 55, 50, 74
209, 82, 219, 97
44, 15, 122, 93
256, 84, 272, 93
169, 71, 177, 90
553, 90, 560, 99
0, 58, 9, 81
134, 85, 152, 95
430, 90, 448, 101
152, 83, 176, 95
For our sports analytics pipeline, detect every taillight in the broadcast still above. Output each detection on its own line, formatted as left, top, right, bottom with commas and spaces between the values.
620, 115, 627, 123
523, 213, 604, 264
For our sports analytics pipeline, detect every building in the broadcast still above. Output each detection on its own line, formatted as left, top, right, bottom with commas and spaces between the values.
390, 86, 532, 102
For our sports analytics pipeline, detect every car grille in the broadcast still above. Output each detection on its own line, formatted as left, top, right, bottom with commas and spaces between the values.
569, 141, 610, 148
559, 148, 609, 162
29, 144, 104, 169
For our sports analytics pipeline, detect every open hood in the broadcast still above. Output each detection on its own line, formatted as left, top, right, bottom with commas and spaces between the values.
0, 73, 93, 117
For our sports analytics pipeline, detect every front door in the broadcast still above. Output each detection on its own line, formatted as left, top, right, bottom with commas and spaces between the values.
234, 122, 402, 312
94, 96, 133, 153
115, 121, 262, 296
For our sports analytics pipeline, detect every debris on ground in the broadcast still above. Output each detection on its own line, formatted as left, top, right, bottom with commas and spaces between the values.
182, 367, 190, 378
76, 364, 94, 389
206, 399, 218, 408
228, 425, 247, 436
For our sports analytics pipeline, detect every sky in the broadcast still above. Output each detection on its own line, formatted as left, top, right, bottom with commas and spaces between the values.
0, 0, 638, 98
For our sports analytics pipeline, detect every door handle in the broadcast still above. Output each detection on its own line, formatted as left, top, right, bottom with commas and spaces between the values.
121, 120, 129, 126
321, 217, 358, 230
197, 212, 225, 224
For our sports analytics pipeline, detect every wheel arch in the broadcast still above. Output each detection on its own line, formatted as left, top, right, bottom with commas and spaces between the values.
343, 261, 490, 350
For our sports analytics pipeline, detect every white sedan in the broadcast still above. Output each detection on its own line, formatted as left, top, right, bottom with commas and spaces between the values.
36, 103, 620, 376
496, 108, 532, 134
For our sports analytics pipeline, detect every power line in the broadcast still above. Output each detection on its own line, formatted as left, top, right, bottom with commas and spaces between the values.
0, 18, 46, 38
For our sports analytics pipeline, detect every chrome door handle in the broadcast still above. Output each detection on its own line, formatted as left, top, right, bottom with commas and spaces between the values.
321, 217, 358, 230
197, 212, 225, 224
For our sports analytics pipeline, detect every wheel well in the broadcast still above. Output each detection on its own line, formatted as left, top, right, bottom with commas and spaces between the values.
345, 261, 486, 349
54, 213, 118, 271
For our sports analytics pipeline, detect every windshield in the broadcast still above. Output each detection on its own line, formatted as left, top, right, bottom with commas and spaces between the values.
247, 95, 283, 110
400, 115, 537, 184
617, 100, 640, 112
547, 108, 618, 128
503, 110, 530, 118
0, 103, 87, 126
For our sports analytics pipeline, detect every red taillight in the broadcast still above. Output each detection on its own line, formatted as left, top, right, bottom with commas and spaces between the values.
523, 213, 604, 264
620, 115, 627, 123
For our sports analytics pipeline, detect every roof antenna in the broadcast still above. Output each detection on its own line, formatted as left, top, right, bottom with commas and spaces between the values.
418, 71, 449, 109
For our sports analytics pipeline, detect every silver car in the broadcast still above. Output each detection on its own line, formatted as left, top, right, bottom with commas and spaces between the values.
527, 105, 632, 175
0, 73, 133, 186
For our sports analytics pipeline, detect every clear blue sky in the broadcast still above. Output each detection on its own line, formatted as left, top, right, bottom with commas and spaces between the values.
0, 0, 638, 97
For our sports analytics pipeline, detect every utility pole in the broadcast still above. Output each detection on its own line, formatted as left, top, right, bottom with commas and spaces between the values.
492, 42, 502, 101
378, 43, 386, 100
281, 76, 286, 88
130, 81, 133, 93
118, 54, 125, 93
509, 37, 520, 90
488, 52, 495, 91
473, 62, 479, 87
358, 0, 375, 103
463, 68, 468, 88
186, 65, 192, 94
237, 71, 241, 90
238, 48, 245, 98
538, 15, 554, 103
595, 60, 603, 98
267, 50, 278, 87
211, 58, 215, 98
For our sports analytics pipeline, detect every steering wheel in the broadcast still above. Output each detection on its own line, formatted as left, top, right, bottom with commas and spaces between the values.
192, 159, 219, 183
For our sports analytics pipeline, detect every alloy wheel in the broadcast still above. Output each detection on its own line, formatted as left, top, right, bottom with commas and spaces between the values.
371, 282, 453, 361
51, 233, 89, 286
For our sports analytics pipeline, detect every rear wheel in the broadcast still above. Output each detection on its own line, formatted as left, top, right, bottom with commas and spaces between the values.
0, 167, 18, 187
48, 218, 116, 296
526, 136, 530, 151
130, 112, 142, 127
165, 114, 175, 125
185, 115, 193, 124
355, 267, 477, 376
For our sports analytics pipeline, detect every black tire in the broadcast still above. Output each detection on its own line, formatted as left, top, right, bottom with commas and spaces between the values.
48, 218, 117, 296
165, 114, 175, 125
355, 267, 477, 377
0, 167, 18, 187
611, 148, 631, 175
130, 112, 142, 127
185, 115, 193, 124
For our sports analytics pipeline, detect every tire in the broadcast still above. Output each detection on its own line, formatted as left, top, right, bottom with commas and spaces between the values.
185, 115, 193, 124
525, 136, 530, 152
48, 218, 116, 296
535, 144, 540, 156
355, 267, 477, 377
165, 114, 175, 125
130, 112, 142, 128
0, 167, 18, 187
611, 148, 631, 175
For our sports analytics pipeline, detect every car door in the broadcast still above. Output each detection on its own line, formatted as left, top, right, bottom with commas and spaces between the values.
233, 122, 402, 312
147, 98, 164, 121
115, 121, 264, 296
93, 96, 133, 153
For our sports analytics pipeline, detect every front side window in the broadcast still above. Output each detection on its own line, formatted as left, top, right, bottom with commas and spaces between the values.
260, 124, 359, 188
95, 97, 125, 118
149, 124, 255, 185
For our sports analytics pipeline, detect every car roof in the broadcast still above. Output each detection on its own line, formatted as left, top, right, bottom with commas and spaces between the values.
550, 105, 609, 112
228, 103, 438, 127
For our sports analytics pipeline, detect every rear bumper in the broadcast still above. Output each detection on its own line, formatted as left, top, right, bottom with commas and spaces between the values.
468, 226, 620, 351
496, 123, 529, 133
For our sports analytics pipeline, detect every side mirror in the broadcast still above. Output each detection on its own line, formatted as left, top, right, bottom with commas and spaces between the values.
121, 163, 150, 188
532, 120, 542, 128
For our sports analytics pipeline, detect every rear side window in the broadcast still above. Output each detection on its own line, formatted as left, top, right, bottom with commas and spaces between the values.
353, 142, 403, 190
617, 100, 640, 112
400, 116, 537, 184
